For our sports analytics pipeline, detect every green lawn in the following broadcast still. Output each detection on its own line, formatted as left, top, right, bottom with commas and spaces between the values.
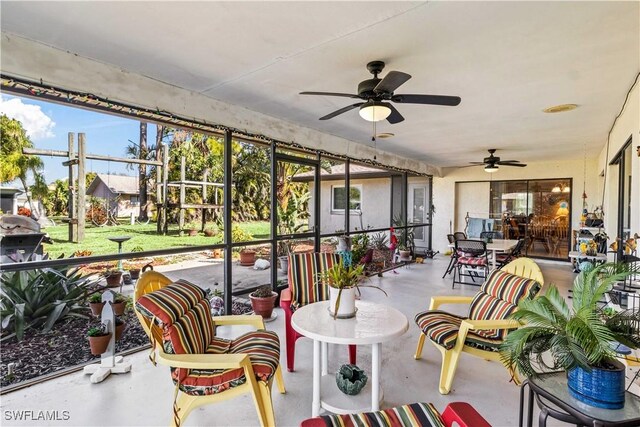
44, 221, 270, 258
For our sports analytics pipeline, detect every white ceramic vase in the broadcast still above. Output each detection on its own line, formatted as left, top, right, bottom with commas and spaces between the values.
328, 286, 356, 318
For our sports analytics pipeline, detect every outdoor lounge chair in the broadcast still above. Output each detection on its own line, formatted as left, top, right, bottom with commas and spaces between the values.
414, 258, 544, 394
279, 252, 356, 372
300, 401, 491, 427
134, 271, 285, 426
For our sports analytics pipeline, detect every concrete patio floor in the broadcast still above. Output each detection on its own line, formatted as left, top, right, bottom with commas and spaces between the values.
1, 256, 578, 427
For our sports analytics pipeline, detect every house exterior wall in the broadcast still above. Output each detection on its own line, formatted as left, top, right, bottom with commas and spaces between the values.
599, 80, 639, 255
432, 157, 599, 254
309, 177, 391, 234
88, 181, 138, 217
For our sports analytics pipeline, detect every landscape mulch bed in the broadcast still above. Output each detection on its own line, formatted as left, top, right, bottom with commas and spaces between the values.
1, 300, 253, 390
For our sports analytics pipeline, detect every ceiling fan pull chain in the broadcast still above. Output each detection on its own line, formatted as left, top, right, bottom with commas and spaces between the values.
372, 120, 377, 160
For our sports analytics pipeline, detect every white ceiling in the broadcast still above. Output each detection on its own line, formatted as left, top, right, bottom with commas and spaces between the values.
1, 1, 638, 167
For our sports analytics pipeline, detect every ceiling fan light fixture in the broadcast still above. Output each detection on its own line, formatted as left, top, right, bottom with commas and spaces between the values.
484, 164, 499, 173
359, 101, 391, 122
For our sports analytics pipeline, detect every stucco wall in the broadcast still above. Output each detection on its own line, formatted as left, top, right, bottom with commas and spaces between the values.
308, 177, 392, 234
598, 79, 639, 252
432, 157, 599, 253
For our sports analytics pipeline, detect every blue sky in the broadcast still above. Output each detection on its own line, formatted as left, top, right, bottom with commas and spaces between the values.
1, 93, 158, 183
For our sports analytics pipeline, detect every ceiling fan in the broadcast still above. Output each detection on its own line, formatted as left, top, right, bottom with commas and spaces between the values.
300, 61, 461, 124
469, 149, 527, 173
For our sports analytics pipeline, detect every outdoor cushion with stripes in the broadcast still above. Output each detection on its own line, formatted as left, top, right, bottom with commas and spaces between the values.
457, 256, 487, 266
136, 281, 280, 396
304, 402, 445, 427
288, 252, 340, 311
415, 269, 541, 350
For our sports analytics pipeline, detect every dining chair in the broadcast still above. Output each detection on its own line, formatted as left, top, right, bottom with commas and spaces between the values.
442, 234, 457, 278
452, 240, 488, 288
414, 258, 544, 394
453, 232, 467, 241
496, 238, 526, 269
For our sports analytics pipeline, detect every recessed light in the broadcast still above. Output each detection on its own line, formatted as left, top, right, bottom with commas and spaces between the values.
543, 104, 578, 113
376, 133, 395, 139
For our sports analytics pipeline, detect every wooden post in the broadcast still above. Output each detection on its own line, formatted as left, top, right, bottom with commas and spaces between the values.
162, 144, 169, 235
179, 156, 186, 235
68, 133, 77, 242
77, 134, 86, 243
201, 169, 209, 231
156, 145, 163, 234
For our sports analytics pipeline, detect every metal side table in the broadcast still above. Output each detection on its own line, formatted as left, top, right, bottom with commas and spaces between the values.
519, 371, 640, 427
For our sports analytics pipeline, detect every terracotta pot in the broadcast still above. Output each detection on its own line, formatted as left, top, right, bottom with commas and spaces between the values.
399, 250, 412, 260
89, 301, 105, 317
250, 292, 277, 319
105, 272, 122, 288
88, 334, 112, 355
240, 250, 256, 266
212, 249, 223, 258
129, 269, 140, 280
115, 321, 127, 341
204, 229, 215, 237
188, 229, 198, 236
111, 301, 126, 316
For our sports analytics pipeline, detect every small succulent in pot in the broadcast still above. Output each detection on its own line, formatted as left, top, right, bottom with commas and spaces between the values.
87, 322, 111, 355
249, 285, 277, 319
89, 293, 105, 316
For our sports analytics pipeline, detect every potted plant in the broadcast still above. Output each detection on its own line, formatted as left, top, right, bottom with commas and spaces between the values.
239, 248, 257, 266
500, 262, 640, 409
188, 228, 198, 237
89, 293, 105, 316
115, 316, 127, 341
110, 293, 127, 316
318, 260, 387, 319
397, 244, 411, 260
87, 323, 111, 355
249, 285, 278, 319
104, 269, 122, 288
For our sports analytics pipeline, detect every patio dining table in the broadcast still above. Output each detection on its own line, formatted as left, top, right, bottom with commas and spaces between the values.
449, 238, 519, 269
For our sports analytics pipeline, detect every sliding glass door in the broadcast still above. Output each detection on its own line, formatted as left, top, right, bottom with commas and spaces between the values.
490, 179, 571, 260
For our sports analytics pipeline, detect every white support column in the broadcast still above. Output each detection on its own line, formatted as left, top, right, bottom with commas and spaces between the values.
321, 342, 328, 376
312, 339, 321, 417
371, 343, 381, 411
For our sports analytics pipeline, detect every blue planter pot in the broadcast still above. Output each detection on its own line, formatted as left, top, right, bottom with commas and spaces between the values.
567, 358, 626, 409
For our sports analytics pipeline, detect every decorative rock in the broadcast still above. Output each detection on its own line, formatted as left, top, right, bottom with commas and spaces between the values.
336, 364, 367, 395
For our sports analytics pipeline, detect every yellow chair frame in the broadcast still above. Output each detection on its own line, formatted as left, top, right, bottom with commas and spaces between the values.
134, 271, 286, 427
414, 258, 544, 394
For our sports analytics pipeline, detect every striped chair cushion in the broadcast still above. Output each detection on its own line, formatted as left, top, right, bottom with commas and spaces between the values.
174, 330, 280, 396
311, 402, 444, 427
415, 311, 504, 351
467, 269, 541, 340
457, 256, 487, 266
288, 252, 340, 310
136, 281, 215, 354
478, 269, 540, 304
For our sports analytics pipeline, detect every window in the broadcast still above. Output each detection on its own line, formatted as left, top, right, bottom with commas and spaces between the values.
332, 185, 362, 213
129, 195, 140, 206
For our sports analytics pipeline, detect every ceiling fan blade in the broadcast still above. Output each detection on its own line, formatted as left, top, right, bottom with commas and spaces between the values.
386, 103, 405, 124
498, 160, 521, 164
468, 162, 486, 165
391, 94, 461, 106
500, 162, 527, 167
374, 71, 411, 94
300, 91, 361, 99
319, 103, 364, 120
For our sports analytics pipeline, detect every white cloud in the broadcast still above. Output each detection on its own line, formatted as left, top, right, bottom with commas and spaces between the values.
0, 95, 55, 140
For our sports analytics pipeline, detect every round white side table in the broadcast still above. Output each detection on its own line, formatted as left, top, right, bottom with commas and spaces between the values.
291, 300, 408, 417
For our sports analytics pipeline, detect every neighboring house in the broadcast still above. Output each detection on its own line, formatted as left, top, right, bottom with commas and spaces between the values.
293, 165, 431, 249
0, 187, 23, 215
86, 174, 141, 217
